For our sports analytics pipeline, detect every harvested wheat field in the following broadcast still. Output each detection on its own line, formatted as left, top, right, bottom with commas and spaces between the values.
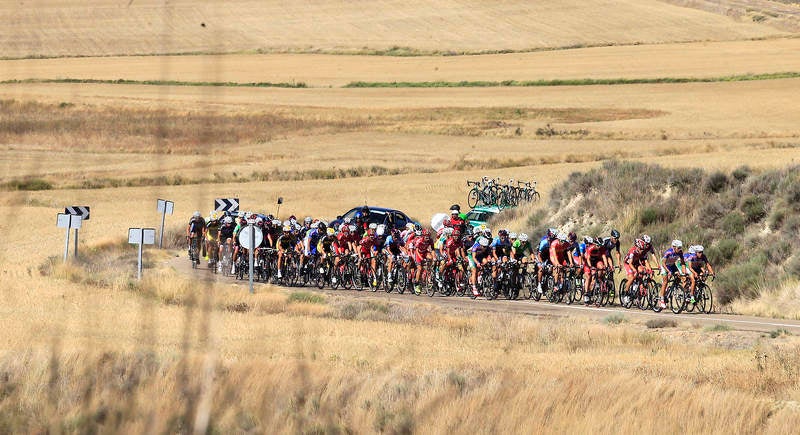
2, 0, 800, 433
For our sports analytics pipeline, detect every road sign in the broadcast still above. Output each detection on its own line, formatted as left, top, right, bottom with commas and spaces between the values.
157, 199, 174, 215
214, 198, 239, 213
57, 213, 82, 229
237, 225, 263, 248
129, 228, 156, 280
65, 206, 90, 220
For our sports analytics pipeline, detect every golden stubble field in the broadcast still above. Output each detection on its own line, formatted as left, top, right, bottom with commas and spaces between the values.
2, 1, 800, 432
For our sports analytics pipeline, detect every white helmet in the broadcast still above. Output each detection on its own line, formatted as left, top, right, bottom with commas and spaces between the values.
368, 223, 378, 230
376, 224, 386, 236
688, 246, 696, 254
642, 234, 651, 244
193, 211, 201, 218
584, 236, 594, 245
478, 237, 490, 247
557, 232, 568, 242
509, 232, 518, 239
223, 216, 233, 224
348, 224, 357, 232
519, 233, 529, 242
695, 245, 704, 253
310, 222, 319, 229
405, 222, 415, 230
272, 219, 281, 226
672, 239, 683, 248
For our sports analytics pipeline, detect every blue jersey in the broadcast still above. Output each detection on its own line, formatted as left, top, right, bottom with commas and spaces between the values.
491, 237, 512, 257
538, 238, 550, 253
662, 248, 685, 266
572, 242, 586, 258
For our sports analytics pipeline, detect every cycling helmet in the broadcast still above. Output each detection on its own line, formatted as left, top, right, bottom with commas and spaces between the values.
478, 237, 490, 247
688, 246, 696, 255
282, 224, 291, 232
509, 232, 518, 240
558, 232, 568, 242
368, 223, 378, 230
421, 229, 430, 237
642, 234, 651, 244
594, 238, 603, 246
341, 225, 350, 233
568, 232, 577, 243
326, 227, 335, 236
635, 238, 646, 250
318, 222, 327, 232
519, 233, 529, 242
610, 229, 620, 239
193, 211, 201, 218
289, 215, 297, 222
223, 216, 233, 224
391, 229, 401, 239
376, 224, 386, 236
695, 245, 704, 253
344, 217, 352, 224
310, 222, 319, 229
672, 239, 683, 248
548, 228, 558, 240
584, 236, 594, 245
414, 223, 422, 231
498, 229, 508, 237
255, 217, 264, 225
304, 216, 312, 224
405, 222, 415, 230
450, 204, 461, 212
348, 224, 357, 232
450, 208, 459, 215
272, 219, 281, 226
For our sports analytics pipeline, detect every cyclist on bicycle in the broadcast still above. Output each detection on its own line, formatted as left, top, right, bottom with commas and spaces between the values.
535, 228, 557, 294
204, 212, 221, 264
358, 224, 380, 287
275, 224, 297, 279
658, 239, 688, 309
410, 228, 434, 295
685, 245, 715, 304
301, 222, 323, 271
583, 237, 611, 305
602, 229, 622, 271
440, 228, 465, 285
549, 232, 574, 291
383, 228, 406, 284
469, 236, 492, 298
444, 204, 467, 234
186, 211, 205, 262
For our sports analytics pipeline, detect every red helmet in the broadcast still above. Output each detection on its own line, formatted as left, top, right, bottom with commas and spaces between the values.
635, 238, 646, 250
452, 229, 461, 238
421, 229, 430, 237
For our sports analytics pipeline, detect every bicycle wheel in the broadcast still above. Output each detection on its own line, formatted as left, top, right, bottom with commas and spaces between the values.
545, 276, 558, 303
468, 188, 480, 208
532, 191, 541, 202
618, 280, 633, 309
598, 282, 610, 307
670, 284, 685, 314
605, 277, 616, 306
698, 283, 713, 314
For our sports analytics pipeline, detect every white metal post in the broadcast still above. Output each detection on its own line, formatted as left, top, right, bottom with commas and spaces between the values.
74, 228, 79, 259
138, 229, 144, 280
63, 225, 71, 262
159, 210, 166, 248
248, 222, 254, 294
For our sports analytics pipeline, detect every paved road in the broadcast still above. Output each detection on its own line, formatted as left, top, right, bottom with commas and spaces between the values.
171, 256, 800, 334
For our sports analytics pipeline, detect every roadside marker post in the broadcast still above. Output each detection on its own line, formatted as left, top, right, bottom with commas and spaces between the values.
65, 206, 90, 259
276, 197, 283, 218
214, 198, 239, 214
156, 199, 174, 248
238, 218, 263, 294
57, 213, 82, 261
129, 228, 156, 280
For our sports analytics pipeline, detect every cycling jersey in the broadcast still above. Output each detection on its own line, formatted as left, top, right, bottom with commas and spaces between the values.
277, 234, 297, 251
662, 247, 685, 274
470, 242, 492, 262
685, 252, 708, 271
383, 235, 404, 256
444, 237, 462, 260
219, 224, 235, 242
491, 237, 512, 258
549, 240, 571, 266
188, 217, 206, 235
318, 235, 336, 254
359, 235, 378, 256
601, 237, 620, 255
304, 228, 322, 255
571, 242, 586, 260
511, 240, 532, 260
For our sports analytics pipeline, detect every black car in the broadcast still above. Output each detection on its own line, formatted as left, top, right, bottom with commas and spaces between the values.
330, 206, 419, 231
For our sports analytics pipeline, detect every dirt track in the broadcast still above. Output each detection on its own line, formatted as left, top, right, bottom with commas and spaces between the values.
170, 254, 800, 334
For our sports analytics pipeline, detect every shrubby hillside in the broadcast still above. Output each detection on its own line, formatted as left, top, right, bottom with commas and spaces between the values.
520, 161, 800, 305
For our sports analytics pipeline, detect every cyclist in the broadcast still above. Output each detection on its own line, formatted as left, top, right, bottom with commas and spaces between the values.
275, 224, 297, 279
685, 245, 715, 304
186, 211, 205, 263
602, 229, 622, 271
301, 222, 323, 271
204, 212, 221, 264
444, 204, 467, 235
549, 232, 574, 291
620, 239, 649, 305
658, 239, 688, 309
583, 237, 611, 305
535, 229, 557, 294
469, 236, 492, 298
568, 232, 584, 268
440, 228, 465, 287
383, 228, 406, 284
358, 224, 380, 287
410, 228, 434, 295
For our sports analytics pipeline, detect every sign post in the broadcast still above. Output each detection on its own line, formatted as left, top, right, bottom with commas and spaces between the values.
237, 219, 263, 294
65, 206, 90, 259
129, 228, 156, 280
276, 197, 283, 218
156, 199, 174, 248
57, 213, 82, 261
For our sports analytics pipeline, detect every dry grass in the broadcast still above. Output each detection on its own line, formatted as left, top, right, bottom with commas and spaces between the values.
731, 280, 800, 319
4, 38, 800, 87
0, 0, 785, 58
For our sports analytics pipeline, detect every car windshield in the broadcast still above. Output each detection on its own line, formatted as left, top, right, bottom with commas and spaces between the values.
343, 208, 387, 224
466, 210, 490, 222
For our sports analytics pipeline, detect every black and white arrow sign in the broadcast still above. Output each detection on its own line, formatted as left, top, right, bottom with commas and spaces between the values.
65, 206, 90, 220
214, 198, 239, 213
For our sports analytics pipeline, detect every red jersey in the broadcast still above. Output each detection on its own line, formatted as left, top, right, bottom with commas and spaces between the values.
413, 236, 433, 254
359, 235, 377, 255
625, 246, 644, 266
586, 244, 607, 260
444, 237, 462, 259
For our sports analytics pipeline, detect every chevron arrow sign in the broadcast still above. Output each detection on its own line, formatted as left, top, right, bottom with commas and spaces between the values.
65, 205, 90, 220
214, 198, 239, 213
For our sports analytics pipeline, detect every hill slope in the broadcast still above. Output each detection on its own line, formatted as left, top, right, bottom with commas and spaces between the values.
0, 0, 787, 58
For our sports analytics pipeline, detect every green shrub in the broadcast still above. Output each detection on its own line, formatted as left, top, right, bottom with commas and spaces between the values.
700, 199, 727, 225
765, 241, 791, 264
783, 181, 800, 210
604, 314, 627, 325
783, 215, 800, 238
768, 206, 787, 231
770, 328, 791, 338
705, 171, 728, 193
720, 212, 745, 236
639, 205, 676, 226
748, 171, 781, 195
716, 261, 764, 303
2, 178, 53, 191
786, 256, 800, 278
732, 166, 751, 182
645, 319, 677, 329
287, 291, 326, 305
740, 195, 767, 223
705, 324, 732, 332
